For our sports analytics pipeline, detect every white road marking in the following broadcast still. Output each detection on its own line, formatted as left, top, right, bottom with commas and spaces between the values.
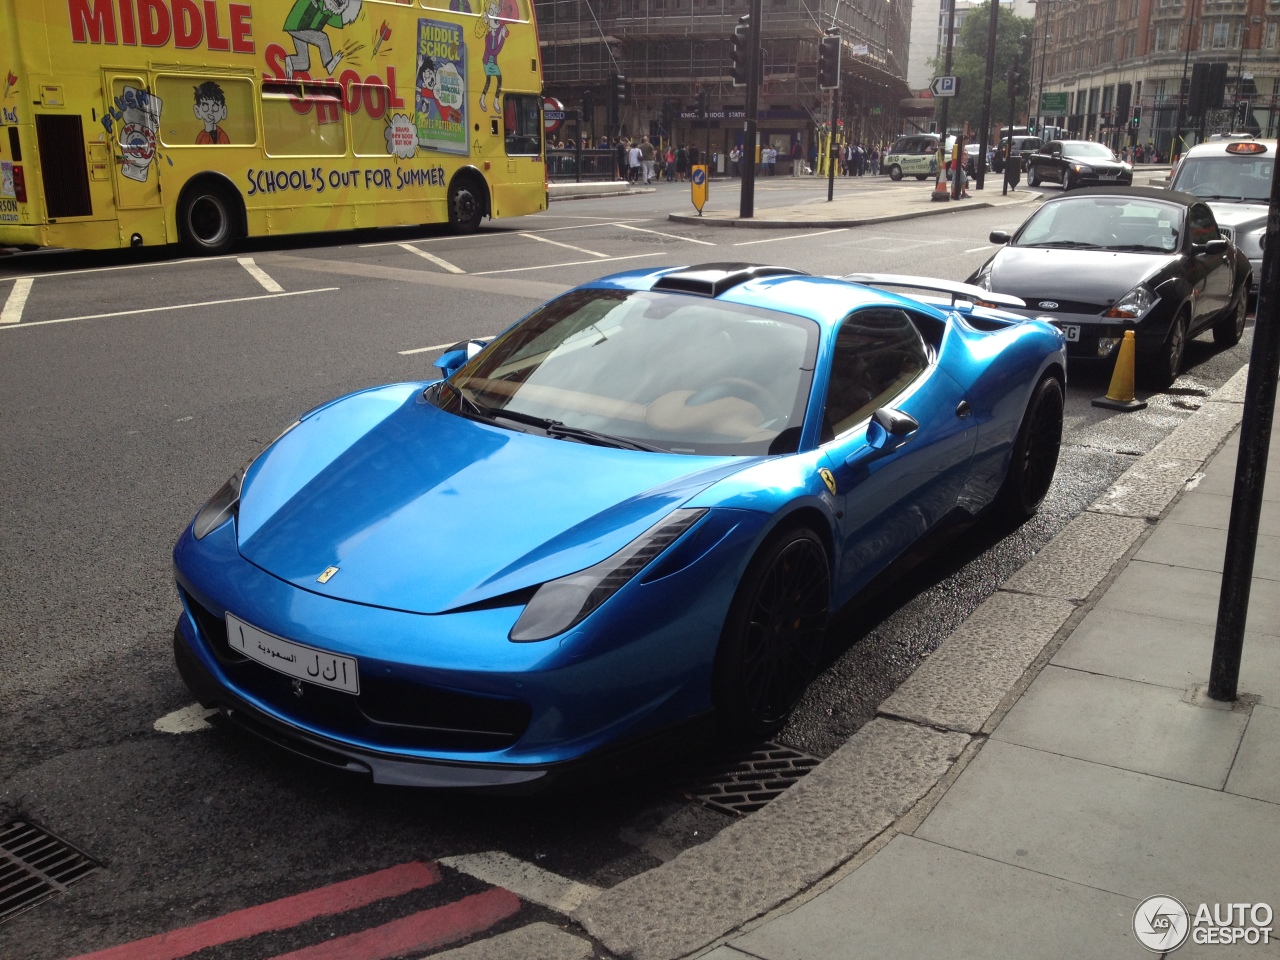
399, 334, 494, 355
611, 222, 717, 246
733, 228, 848, 246
519, 232, 607, 257
0, 254, 239, 282
964, 245, 993, 253
237, 257, 285, 292
0, 287, 339, 331
473, 252, 663, 276
154, 703, 218, 734
1, 277, 33, 324
357, 220, 653, 248
397, 243, 466, 273
440, 852, 601, 914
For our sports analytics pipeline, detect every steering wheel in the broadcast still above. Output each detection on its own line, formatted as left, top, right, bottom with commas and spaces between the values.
1141, 234, 1170, 248
686, 377, 776, 414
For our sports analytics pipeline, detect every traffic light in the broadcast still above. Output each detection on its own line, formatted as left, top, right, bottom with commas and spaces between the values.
611, 74, 629, 109
731, 16, 750, 87
581, 89, 594, 121
1130, 105, 1142, 129
819, 29, 841, 91
698, 89, 710, 117
1235, 99, 1249, 128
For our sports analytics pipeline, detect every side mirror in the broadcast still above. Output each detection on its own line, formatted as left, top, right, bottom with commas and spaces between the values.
1051, 150, 1062, 159
866, 407, 919, 450
433, 339, 488, 378
1195, 238, 1229, 255
990, 230, 1011, 244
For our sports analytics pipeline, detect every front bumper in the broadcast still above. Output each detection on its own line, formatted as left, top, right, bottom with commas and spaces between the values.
1014, 311, 1168, 363
172, 509, 766, 786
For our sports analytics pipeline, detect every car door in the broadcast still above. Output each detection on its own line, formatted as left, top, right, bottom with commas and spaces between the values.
1043, 141, 1065, 181
1185, 202, 1231, 323
819, 308, 976, 605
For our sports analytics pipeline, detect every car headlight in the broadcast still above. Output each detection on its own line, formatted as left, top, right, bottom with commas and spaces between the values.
509, 508, 707, 642
192, 420, 300, 540
1103, 284, 1156, 320
1069, 163, 1093, 175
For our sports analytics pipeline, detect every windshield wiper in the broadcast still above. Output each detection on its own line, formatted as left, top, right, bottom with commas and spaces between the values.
1032, 240, 1103, 249
1104, 243, 1169, 252
544, 423, 668, 453
437, 382, 529, 431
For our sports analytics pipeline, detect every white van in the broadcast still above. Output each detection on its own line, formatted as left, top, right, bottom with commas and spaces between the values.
882, 134, 941, 180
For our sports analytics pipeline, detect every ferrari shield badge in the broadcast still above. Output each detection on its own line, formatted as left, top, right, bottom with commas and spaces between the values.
317, 566, 340, 584
819, 467, 837, 496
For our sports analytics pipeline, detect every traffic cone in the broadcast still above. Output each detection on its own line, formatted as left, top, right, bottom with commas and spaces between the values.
1092, 330, 1148, 411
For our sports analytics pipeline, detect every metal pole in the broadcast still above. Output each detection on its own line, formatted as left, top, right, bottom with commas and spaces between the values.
975, 0, 1000, 190
1003, 66, 1018, 195
1172, 0, 1196, 162
739, 0, 763, 218
1234, 25, 1247, 128
931, 0, 958, 200
827, 93, 838, 201
574, 111, 582, 183
1208, 132, 1280, 701
1035, 0, 1049, 137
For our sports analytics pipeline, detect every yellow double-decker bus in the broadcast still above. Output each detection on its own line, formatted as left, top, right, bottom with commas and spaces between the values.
0, 0, 547, 253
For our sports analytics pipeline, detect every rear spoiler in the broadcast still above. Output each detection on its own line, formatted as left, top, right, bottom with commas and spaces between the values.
841, 273, 1027, 310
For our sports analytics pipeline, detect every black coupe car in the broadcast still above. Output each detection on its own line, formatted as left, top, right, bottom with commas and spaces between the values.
970, 187, 1251, 389
1026, 140, 1133, 190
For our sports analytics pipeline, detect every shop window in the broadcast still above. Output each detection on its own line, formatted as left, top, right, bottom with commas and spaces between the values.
157, 76, 254, 147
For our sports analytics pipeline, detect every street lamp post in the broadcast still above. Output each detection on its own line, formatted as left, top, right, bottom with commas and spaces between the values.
1171, 0, 1199, 162
931, 0, 959, 201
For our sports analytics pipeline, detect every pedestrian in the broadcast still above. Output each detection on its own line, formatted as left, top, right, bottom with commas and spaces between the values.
665, 144, 676, 181
639, 135, 655, 184
675, 144, 688, 181
688, 143, 700, 168
628, 140, 642, 183
616, 138, 629, 181
791, 138, 802, 176
730, 144, 741, 177
853, 142, 865, 176
807, 140, 818, 175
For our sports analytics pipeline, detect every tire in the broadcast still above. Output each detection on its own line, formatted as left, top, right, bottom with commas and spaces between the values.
997, 375, 1064, 520
1062, 172, 1074, 191
447, 180, 484, 233
712, 527, 830, 740
1212, 291, 1248, 346
179, 182, 238, 256
888, 164, 902, 181
914, 174, 927, 180
1027, 164, 1041, 187
1142, 309, 1190, 390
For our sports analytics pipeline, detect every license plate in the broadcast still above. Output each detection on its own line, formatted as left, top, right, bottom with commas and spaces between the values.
1060, 324, 1081, 342
226, 613, 360, 695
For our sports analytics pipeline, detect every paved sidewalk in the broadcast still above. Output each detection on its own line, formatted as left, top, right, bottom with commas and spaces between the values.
699, 381, 1280, 958
669, 179, 1038, 229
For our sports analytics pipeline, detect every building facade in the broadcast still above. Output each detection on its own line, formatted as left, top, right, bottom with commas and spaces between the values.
535, 0, 914, 161
1032, 0, 1279, 157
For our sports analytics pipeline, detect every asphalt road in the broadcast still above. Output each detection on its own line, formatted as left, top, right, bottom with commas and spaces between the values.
0, 175, 1254, 959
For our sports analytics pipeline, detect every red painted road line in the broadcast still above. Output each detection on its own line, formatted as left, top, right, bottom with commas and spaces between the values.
266, 887, 522, 960
66, 862, 441, 960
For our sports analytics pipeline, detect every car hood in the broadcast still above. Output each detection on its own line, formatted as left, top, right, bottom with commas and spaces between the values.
236, 383, 747, 614
1204, 203, 1268, 231
988, 247, 1175, 309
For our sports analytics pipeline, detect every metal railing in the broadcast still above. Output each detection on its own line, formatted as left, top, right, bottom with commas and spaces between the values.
546, 147, 624, 181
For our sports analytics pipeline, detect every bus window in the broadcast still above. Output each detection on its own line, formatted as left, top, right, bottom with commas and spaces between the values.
351, 83, 395, 157
504, 94, 541, 156
157, 77, 255, 147
262, 84, 347, 157
420, 0, 474, 9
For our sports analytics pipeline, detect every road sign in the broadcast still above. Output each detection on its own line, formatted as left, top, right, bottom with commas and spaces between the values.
930, 76, 958, 98
543, 97, 564, 134
690, 165, 708, 215
1039, 92, 1068, 114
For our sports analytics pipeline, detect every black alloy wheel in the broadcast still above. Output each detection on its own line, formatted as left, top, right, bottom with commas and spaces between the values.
713, 528, 830, 739
1213, 292, 1248, 346
998, 375, 1064, 520
448, 182, 484, 233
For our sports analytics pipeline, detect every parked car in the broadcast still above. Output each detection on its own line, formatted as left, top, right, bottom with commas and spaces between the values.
992, 136, 1043, 174
882, 134, 940, 180
971, 187, 1252, 389
1026, 140, 1133, 189
1169, 138, 1274, 300
173, 263, 1065, 789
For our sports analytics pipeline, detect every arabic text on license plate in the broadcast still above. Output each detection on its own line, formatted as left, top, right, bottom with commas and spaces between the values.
1061, 324, 1081, 342
226, 613, 360, 694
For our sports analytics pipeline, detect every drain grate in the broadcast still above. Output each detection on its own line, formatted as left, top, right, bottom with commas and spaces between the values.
683, 742, 822, 816
0, 820, 101, 924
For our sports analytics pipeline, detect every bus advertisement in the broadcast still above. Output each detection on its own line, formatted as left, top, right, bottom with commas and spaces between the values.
0, 0, 548, 254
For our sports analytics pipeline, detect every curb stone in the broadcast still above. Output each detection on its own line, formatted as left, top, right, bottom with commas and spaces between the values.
666, 193, 1036, 230
573, 364, 1251, 960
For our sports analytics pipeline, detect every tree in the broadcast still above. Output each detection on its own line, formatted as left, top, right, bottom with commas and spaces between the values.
929, 2, 1034, 132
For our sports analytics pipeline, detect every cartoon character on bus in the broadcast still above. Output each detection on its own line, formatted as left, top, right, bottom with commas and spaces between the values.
416, 57, 462, 125
193, 82, 230, 144
477, 0, 514, 114
283, 0, 363, 79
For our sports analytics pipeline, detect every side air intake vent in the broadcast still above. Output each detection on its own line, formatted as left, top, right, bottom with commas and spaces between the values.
652, 263, 808, 298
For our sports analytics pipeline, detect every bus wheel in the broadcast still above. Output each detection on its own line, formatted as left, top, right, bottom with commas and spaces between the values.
448, 181, 484, 233
179, 182, 238, 255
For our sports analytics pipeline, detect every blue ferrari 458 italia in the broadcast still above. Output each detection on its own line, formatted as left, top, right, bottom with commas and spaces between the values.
172, 264, 1066, 789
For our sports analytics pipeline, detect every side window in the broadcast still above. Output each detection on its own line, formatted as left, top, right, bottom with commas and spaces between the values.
504, 93, 542, 156
157, 76, 255, 146
823, 309, 930, 439
261, 82, 347, 157
1187, 203, 1219, 245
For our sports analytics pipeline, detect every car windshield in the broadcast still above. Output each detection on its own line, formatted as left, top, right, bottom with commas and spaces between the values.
1064, 142, 1117, 159
1013, 196, 1184, 252
1171, 155, 1274, 202
438, 289, 820, 456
